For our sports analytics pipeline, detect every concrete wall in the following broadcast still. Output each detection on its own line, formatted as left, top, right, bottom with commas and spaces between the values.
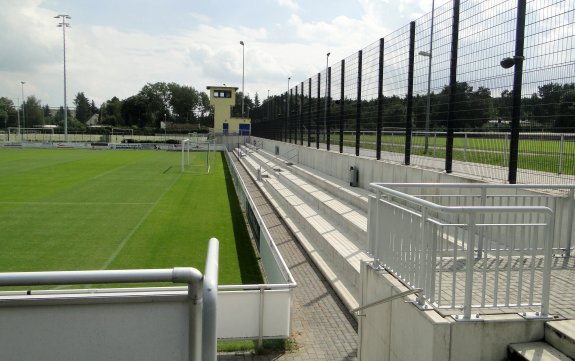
358, 262, 546, 361
0, 295, 190, 361
257, 138, 477, 188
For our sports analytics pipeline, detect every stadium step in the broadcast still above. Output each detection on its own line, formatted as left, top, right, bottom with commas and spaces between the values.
249, 146, 369, 213
507, 320, 575, 361
237, 146, 372, 312
247, 150, 368, 247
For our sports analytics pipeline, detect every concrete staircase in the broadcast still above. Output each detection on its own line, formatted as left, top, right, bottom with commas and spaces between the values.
236, 145, 372, 312
508, 320, 575, 360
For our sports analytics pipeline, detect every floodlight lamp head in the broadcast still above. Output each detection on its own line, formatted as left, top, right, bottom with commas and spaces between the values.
327, 52, 330, 57
500, 56, 524, 69
240, 40, 244, 45
500, 57, 515, 69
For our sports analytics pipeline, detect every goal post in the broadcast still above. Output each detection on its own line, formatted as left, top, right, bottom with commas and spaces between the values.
8, 127, 55, 142
181, 138, 216, 174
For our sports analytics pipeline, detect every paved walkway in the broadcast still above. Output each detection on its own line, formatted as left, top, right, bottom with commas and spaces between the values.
218, 154, 358, 360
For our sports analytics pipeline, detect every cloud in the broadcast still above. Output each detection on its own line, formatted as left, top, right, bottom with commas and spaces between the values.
273, 0, 301, 12
0, 0, 429, 107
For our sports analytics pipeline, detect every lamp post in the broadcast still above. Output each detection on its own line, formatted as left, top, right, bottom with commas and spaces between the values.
240, 40, 245, 117
323, 52, 330, 143
55, 14, 71, 142
419, 0, 434, 154
16, 98, 21, 141
20, 81, 26, 135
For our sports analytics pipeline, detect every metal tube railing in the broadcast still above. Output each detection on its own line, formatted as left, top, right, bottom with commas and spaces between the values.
202, 237, 219, 361
351, 288, 423, 316
0, 264, 208, 361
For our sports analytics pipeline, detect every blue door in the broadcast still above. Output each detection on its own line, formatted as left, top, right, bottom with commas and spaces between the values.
239, 124, 250, 136
223, 123, 229, 135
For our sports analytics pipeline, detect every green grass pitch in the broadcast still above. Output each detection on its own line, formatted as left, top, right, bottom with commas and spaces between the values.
0, 148, 262, 289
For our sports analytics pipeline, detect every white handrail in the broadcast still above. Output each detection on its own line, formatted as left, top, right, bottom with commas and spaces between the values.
368, 183, 559, 319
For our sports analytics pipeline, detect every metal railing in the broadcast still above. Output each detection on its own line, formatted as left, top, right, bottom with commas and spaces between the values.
368, 183, 567, 320
0, 238, 219, 361
246, 144, 299, 180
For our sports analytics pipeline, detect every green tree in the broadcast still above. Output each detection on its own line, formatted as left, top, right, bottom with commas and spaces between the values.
435, 82, 493, 129
0, 97, 17, 128
100, 97, 123, 126
22, 96, 44, 127
74, 92, 92, 123
254, 92, 260, 107
139, 82, 171, 127
121, 94, 147, 127
556, 89, 575, 129
90, 100, 98, 114
168, 83, 200, 123
232, 92, 254, 117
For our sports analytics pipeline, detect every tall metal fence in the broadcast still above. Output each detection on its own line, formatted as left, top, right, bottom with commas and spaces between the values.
251, 0, 575, 185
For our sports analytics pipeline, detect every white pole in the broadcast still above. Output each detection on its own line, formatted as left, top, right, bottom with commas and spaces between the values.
240, 40, 245, 117
55, 15, 71, 142
17, 98, 21, 141
20, 82, 26, 132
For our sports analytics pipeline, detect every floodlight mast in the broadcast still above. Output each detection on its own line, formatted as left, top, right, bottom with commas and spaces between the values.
55, 14, 71, 142
20, 81, 26, 134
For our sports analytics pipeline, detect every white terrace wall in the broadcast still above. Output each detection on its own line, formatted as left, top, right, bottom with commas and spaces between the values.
257, 138, 481, 188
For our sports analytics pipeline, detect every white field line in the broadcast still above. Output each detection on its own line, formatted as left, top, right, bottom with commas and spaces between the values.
99, 173, 182, 270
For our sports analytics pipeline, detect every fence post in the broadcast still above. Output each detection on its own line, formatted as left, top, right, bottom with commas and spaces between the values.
286, 90, 290, 143
316, 72, 321, 149
464, 133, 468, 162
558, 134, 565, 174
308, 78, 312, 147
282, 92, 287, 141
405, 21, 415, 165
445, 0, 460, 173
507, 0, 527, 184
300, 83, 304, 146
356, 50, 363, 157
339, 59, 345, 153
326, 66, 332, 151
377, 38, 385, 160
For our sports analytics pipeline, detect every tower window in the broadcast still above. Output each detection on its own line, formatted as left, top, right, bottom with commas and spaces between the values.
214, 90, 232, 98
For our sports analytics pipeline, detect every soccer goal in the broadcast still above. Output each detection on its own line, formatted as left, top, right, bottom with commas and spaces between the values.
181, 137, 216, 174
8, 127, 55, 142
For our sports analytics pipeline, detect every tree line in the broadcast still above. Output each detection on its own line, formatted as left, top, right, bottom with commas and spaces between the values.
0, 82, 260, 132
256, 82, 575, 131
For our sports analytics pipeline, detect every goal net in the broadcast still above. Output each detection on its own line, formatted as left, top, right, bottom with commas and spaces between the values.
181, 137, 216, 174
